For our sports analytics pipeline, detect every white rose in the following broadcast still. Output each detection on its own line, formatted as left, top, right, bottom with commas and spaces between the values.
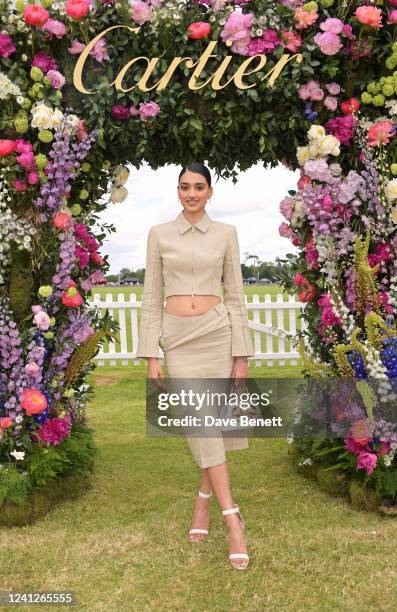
308, 142, 319, 158
112, 165, 130, 186
386, 178, 397, 202
31, 103, 53, 130
110, 186, 128, 203
318, 135, 340, 156
67, 114, 80, 128
52, 108, 64, 128
296, 146, 310, 166
308, 125, 325, 141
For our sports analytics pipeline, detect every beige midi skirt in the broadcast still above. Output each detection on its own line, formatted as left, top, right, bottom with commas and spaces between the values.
160, 301, 248, 468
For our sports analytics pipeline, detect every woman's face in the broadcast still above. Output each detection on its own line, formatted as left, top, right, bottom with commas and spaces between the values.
177, 170, 213, 214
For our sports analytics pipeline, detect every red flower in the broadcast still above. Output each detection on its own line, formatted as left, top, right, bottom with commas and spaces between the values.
61, 280, 83, 307
340, 97, 360, 115
187, 22, 212, 40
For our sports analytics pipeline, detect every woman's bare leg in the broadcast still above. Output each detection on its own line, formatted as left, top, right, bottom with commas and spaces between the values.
207, 461, 248, 568
189, 468, 212, 541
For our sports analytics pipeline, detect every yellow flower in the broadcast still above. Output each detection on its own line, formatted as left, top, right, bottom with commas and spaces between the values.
308, 125, 325, 141
392, 208, 397, 223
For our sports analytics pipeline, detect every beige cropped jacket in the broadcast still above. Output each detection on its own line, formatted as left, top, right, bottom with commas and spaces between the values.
136, 210, 255, 358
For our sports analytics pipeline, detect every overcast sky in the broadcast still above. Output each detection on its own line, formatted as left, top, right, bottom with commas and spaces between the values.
95, 161, 300, 275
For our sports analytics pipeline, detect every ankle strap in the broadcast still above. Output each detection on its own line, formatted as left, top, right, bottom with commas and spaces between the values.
222, 506, 239, 516
198, 490, 212, 498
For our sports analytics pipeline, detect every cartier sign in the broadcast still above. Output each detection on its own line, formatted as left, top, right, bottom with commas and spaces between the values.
73, 25, 303, 95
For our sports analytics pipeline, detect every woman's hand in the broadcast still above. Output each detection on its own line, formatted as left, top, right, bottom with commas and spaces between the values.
231, 357, 248, 390
147, 358, 166, 391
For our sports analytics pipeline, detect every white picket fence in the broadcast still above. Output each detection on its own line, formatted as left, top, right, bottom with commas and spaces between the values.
89, 293, 306, 367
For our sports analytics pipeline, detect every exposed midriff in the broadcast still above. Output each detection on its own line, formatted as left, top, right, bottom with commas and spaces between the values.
165, 294, 221, 316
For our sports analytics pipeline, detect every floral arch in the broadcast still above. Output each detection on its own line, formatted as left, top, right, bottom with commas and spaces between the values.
2, 0, 397, 520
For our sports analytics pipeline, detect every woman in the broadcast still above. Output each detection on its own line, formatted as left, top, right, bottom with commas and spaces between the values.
136, 162, 255, 569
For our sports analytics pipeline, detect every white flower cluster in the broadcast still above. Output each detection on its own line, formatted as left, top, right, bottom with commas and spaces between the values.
0, 169, 36, 285
1, 12, 30, 34
315, 235, 338, 285
297, 125, 340, 166
328, 290, 356, 340
298, 457, 313, 467
383, 442, 397, 467
145, 0, 184, 33
110, 165, 130, 204
0, 70, 22, 101
385, 99, 397, 120
361, 340, 396, 402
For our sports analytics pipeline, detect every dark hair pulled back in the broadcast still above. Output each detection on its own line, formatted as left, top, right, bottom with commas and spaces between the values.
178, 162, 212, 188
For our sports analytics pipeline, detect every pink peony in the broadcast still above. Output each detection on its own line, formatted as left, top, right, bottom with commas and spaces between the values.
220, 11, 254, 55
42, 18, 67, 38
32, 50, 58, 73
66, 0, 90, 21
23, 4, 49, 27
313, 31, 343, 55
139, 101, 160, 121
355, 6, 383, 29
0, 33, 16, 58
325, 115, 356, 146
47, 69, 65, 89
37, 414, 72, 446
367, 120, 394, 147
21, 388, 47, 416
13, 179, 27, 192
130, 0, 152, 25
356, 451, 378, 474
320, 17, 344, 34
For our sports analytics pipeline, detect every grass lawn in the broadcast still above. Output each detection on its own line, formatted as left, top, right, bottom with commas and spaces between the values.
2, 362, 397, 611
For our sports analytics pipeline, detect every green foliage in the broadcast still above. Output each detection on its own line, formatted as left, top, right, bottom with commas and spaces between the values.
0, 463, 32, 506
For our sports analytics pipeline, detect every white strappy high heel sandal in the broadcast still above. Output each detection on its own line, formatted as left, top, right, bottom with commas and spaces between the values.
188, 490, 212, 542
222, 504, 249, 569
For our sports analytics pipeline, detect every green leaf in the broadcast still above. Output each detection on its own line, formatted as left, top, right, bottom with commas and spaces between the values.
190, 117, 203, 130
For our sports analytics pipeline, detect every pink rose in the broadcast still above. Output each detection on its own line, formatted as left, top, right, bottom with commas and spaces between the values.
139, 101, 160, 121
355, 6, 383, 28
111, 104, 130, 121
326, 82, 341, 95
324, 96, 338, 111
27, 171, 40, 185
33, 310, 51, 330
47, 69, 65, 89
